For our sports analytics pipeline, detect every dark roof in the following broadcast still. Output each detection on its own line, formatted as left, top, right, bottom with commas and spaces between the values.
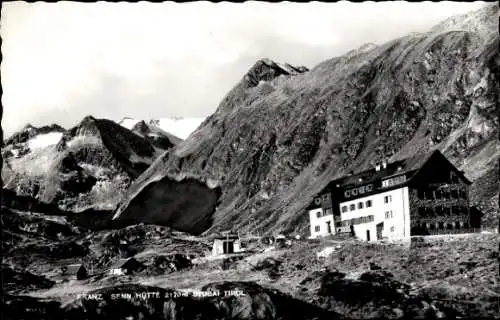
110, 258, 140, 269
326, 150, 437, 190
213, 235, 239, 240
65, 264, 86, 274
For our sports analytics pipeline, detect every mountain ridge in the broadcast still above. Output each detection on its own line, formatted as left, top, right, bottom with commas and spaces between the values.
2, 115, 176, 212
113, 3, 499, 235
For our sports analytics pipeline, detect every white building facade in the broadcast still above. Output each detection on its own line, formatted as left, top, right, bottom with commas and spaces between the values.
336, 186, 411, 241
309, 207, 335, 239
306, 150, 475, 242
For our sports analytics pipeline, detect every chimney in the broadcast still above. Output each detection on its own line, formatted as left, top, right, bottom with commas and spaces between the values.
375, 164, 381, 172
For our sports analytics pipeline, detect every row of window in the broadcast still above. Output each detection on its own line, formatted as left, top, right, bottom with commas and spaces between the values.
417, 206, 468, 217
315, 208, 333, 218
341, 200, 373, 213
314, 193, 332, 205
344, 184, 374, 198
416, 221, 468, 230
382, 175, 406, 188
341, 195, 392, 214
418, 189, 467, 200
335, 215, 374, 227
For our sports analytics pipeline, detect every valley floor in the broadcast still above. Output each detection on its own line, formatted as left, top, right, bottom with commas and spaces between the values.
14, 231, 499, 319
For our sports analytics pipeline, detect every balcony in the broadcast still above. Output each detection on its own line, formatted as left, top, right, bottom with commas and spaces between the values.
418, 198, 468, 207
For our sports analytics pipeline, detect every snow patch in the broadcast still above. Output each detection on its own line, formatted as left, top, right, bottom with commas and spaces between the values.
118, 117, 141, 130
28, 132, 63, 150
66, 135, 101, 149
154, 117, 205, 139
117, 117, 205, 139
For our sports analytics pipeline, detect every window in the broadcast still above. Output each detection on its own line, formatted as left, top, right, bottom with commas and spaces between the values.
384, 195, 392, 203
390, 226, 394, 232
369, 216, 374, 222
350, 204, 356, 211
385, 211, 393, 219
344, 190, 351, 198
459, 221, 464, 228
359, 186, 366, 194
358, 202, 364, 209
322, 194, 329, 201
426, 223, 431, 229
366, 200, 372, 207
366, 184, 373, 192
351, 189, 358, 196
314, 198, 321, 205
316, 212, 321, 218
341, 206, 348, 213
324, 208, 333, 216
315, 226, 320, 232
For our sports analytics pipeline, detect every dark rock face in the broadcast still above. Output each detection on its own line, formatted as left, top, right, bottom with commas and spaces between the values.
1, 207, 78, 241
1, 189, 65, 214
113, 176, 221, 235
2, 264, 55, 293
117, 4, 499, 235
300, 270, 446, 319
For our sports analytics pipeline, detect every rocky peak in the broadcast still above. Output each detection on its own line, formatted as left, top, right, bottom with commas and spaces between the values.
243, 58, 309, 89
131, 120, 150, 136
72, 115, 100, 137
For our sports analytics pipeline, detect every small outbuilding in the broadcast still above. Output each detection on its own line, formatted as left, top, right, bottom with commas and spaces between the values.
212, 234, 242, 256
109, 257, 144, 276
61, 264, 88, 280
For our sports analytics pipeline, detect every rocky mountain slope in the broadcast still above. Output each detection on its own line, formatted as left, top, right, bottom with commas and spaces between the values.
2, 116, 174, 212
118, 116, 206, 140
114, 4, 499, 235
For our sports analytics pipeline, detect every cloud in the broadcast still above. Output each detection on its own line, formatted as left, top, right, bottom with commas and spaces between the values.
1, 1, 487, 136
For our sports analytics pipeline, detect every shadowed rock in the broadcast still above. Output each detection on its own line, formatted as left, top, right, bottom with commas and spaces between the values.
113, 176, 221, 235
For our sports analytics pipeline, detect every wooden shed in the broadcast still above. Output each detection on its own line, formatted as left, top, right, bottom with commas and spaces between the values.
212, 234, 242, 256
61, 264, 88, 280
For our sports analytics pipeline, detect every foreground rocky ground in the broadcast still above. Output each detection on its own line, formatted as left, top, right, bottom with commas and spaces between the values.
2, 208, 498, 320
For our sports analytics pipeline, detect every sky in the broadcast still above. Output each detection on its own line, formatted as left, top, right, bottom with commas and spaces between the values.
1, 1, 487, 137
